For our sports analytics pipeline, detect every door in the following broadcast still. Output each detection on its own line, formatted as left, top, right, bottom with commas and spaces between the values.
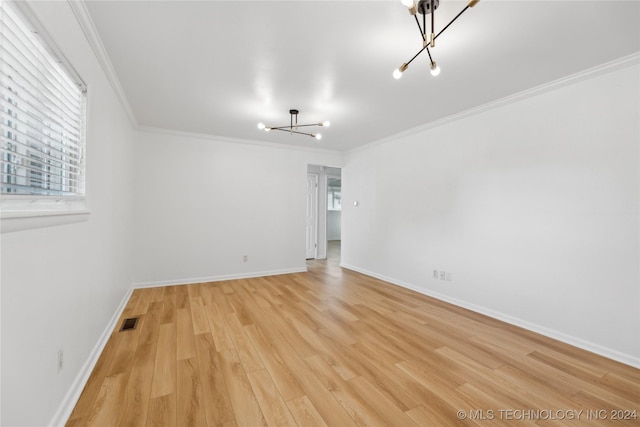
306, 174, 318, 259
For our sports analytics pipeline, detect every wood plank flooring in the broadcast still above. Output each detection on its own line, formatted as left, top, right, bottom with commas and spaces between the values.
68, 244, 639, 426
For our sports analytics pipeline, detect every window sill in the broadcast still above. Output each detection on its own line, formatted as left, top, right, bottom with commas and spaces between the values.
1, 197, 90, 233
1, 210, 90, 233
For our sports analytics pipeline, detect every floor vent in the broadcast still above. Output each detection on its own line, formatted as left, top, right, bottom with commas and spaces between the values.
120, 317, 139, 331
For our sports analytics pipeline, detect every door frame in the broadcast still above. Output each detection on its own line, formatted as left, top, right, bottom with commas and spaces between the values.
306, 173, 319, 260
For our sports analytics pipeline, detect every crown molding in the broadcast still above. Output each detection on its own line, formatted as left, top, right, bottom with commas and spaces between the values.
67, 0, 138, 128
350, 51, 640, 154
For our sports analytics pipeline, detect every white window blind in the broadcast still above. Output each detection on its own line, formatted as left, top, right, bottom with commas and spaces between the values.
1, 1, 87, 197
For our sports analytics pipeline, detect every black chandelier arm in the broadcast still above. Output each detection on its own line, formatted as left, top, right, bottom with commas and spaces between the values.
395, 0, 479, 78
423, 11, 427, 40
268, 123, 322, 130
406, 1, 472, 67
259, 109, 327, 139
431, 0, 435, 40
426, 46, 434, 65
291, 123, 323, 128
434, 4, 470, 41
405, 45, 430, 67
269, 128, 316, 138
414, 14, 425, 40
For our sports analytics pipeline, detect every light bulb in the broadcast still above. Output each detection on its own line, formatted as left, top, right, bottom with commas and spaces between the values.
264, 127, 271, 132
400, 0, 415, 7
257, 123, 265, 130
322, 121, 331, 127
430, 62, 440, 76
393, 63, 409, 80
315, 133, 322, 140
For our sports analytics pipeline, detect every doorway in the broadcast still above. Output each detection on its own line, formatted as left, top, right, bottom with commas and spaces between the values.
326, 173, 341, 262
306, 165, 341, 263
306, 173, 318, 260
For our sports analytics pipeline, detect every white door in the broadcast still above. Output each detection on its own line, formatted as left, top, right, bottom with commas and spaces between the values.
306, 174, 318, 259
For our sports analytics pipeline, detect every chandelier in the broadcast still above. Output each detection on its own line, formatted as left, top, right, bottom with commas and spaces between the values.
393, 0, 480, 79
258, 109, 330, 140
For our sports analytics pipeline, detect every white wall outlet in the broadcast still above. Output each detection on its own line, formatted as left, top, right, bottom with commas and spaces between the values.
57, 349, 64, 374
445, 271, 452, 281
433, 270, 439, 278
242, 255, 248, 262
439, 271, 446, 280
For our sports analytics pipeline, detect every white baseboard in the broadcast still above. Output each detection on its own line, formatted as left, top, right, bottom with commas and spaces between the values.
48, 267, 306, 425
48, 288, 134, 427
340, 263, 640, 369
132, 267, 307, 289
49, 262, 637, 427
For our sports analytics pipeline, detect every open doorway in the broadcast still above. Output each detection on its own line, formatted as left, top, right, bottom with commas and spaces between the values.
306, 165, 341, 264
326, 173, 341, 263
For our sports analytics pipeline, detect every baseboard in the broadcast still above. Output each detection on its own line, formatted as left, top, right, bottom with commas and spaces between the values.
340, 263, 640, 369
48, 288, 134, 427
132, 267, 308, 289
48, 267, 307, 425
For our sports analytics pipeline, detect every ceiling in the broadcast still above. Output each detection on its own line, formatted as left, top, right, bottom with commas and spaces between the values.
84, 0, 640, 152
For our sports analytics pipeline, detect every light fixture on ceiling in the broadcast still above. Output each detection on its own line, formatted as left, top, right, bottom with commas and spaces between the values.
393, 0, 479, 79
258, 109, 330, 140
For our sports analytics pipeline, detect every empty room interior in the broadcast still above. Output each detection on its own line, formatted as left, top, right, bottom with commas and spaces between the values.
1, 0, 639, 426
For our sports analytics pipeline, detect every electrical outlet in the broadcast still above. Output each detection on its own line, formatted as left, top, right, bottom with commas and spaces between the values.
57, 349, 64, 374
439, 271, 446, 280
433, 270, 439, 278
445, 271, 452, 281
242, 255, 248, 262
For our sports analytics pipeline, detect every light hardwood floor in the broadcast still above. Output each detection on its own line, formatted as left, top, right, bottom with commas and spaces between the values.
67, 243, 639, 426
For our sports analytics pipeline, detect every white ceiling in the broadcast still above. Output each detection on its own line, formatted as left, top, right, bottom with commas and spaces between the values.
84, 0, 640, 152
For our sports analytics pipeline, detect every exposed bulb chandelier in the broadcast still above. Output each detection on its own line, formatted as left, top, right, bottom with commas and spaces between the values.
394, 0, 479, 79
258, 109, 330, 140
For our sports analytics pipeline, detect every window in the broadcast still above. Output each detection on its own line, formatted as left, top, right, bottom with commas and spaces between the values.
1, 1, 87, 198
327, 176, 341, 211
0, 1, 89, 232
0, 2, 88, 232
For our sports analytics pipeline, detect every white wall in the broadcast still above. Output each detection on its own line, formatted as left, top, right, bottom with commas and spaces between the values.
342, 61, 640, 366
0, 2, 136, 426
133, 131, 342, 286
327, 211, 341, 240
0, 6, 635, 427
